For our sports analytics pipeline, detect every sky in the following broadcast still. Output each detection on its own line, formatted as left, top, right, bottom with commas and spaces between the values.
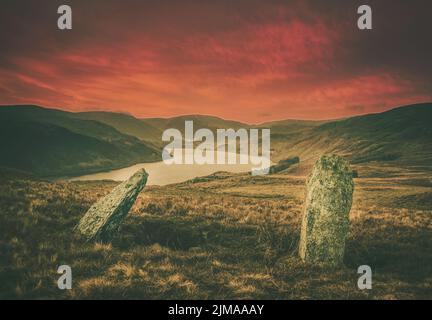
0, 0, 431, 123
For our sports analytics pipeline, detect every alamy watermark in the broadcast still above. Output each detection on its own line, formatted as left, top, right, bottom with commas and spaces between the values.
57, 265, 72, 290
357, 265, 373, 290
161, 121, 271, 175
57, 5, 72, 30
56, 5, 372, 31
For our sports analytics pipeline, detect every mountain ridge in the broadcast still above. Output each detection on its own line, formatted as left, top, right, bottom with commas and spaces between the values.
0, 105, 161, 176
0, 102, 431, 176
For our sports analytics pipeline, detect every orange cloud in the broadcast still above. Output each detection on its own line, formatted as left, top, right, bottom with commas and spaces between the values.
0, 0, 431, 122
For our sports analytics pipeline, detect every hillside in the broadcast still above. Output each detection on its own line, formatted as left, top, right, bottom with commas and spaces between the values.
140, 105, 432, 172
73, 111, 164, 149
141, 114, 246, 131
314, 103, 432, 165
71, 113, 248, 149
0, 106, 160, 177
141, 115, 247, 143
0, 103, 431, 177
266, 103, 432, 172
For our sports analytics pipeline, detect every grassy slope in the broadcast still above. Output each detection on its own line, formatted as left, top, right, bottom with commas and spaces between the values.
266, 103, 432, 173
0, 106, 161, 176
314, 103, 432, 165
74, 111, 164, 149
140, 104, 432, 173
141, 115, 247, 149
142, 115, 246, 132
1, 102, 431, 176
74, 114, 247, 149
0, 167, 430, 299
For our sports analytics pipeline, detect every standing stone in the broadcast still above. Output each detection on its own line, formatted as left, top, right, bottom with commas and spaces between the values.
299, 155, 354, 266
75, 169, 148, 241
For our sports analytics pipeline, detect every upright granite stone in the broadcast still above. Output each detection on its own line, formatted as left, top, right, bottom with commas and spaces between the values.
76, 169, 149, 241
299, 155, 354, 266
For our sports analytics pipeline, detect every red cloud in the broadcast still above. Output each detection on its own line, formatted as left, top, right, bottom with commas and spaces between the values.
0, 1, 430, 122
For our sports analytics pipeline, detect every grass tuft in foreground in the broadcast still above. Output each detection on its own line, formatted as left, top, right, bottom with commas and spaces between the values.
0, 167, 431, 299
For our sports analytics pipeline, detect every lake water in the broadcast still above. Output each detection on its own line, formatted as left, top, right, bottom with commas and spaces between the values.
69, 152, 270, 186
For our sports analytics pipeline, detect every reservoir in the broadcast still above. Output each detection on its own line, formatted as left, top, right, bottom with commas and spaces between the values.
69, 152, 269, 186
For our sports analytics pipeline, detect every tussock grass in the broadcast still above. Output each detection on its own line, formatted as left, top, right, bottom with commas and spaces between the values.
0, 168, 431, 299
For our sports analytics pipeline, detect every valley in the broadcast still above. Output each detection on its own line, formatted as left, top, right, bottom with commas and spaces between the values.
1, 103, 431, 178
0, 102, 431, 299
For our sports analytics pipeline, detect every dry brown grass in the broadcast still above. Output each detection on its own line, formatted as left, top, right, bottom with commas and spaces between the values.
0, 166, 431, 299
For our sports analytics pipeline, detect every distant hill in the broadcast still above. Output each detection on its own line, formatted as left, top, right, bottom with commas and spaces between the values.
73, 111, 164, 149
140, 115, 249, 149
0, 106, 160, 177
316, 103, 432, 164
1, 102, 431, 177
73, 113, 247, 149
141, 115, 246, 135
270, 103, 432, 171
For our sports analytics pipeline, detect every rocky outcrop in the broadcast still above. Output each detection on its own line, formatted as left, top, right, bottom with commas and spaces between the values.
269, 156, 300, 174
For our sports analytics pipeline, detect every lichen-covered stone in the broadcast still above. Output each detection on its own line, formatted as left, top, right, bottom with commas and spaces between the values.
75, 169, 148, 241
299, 154, 354, 266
